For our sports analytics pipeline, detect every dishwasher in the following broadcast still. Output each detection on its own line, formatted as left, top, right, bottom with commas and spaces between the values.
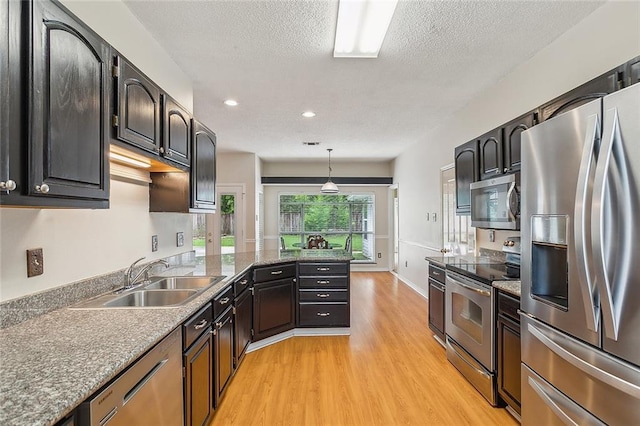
77, 328, 183, 425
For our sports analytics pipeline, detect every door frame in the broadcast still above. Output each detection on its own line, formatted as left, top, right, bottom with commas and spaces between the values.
389, 184, 399, 272
208, 184, 246, 255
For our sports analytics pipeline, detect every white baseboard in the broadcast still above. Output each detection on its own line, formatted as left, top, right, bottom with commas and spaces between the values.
246, 327, 351, 353
391, 271, 428, 299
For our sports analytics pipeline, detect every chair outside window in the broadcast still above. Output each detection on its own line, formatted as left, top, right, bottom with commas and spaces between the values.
307, 235, 328, 249
280, 236, 286, 250
345, 235, 352, 252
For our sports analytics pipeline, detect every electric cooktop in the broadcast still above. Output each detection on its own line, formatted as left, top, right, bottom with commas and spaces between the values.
446, 261, 520, 286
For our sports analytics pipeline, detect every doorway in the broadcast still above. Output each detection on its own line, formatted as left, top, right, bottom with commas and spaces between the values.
441, 165, 474, 255
390, 184, 399, 272
213, 185, 245, 255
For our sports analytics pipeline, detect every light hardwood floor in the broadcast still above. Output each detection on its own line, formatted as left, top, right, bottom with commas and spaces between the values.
210, 272, 518, 425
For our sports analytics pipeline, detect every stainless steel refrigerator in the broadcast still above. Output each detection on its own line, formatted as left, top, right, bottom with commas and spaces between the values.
520, 82, 640, 425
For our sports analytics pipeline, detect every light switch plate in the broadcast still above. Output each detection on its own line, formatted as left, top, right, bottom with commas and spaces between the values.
26, 248, 44, 277
152, 235, 158, 252
176, 232, 184, 247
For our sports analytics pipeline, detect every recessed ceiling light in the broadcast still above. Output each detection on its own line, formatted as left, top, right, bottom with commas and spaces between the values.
224, 99, 238, 106
302, 111, 316, 118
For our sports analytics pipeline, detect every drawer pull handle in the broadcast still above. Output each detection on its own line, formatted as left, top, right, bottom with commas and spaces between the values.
317, 294, 330, 298
317, 312, 331, 317
271, 270, 283, 275
219, 297, 230, 305
317, 280, 330, 284
193, 319, 208, 330
240, 279, 248, 285
317, 267, 330, 271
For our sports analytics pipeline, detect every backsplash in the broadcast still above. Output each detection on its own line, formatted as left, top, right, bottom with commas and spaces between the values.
0, 252, 196, 329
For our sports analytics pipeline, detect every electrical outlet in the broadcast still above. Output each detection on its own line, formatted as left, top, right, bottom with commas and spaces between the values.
426, 214, 430, 221
152, 235, 158, 252
26, 248, 44, 277
489, 230, 495, 242
405, 260, 408, 267
432, 213, 437, 222
377, 253, 382, 258
176, 232, 184, 247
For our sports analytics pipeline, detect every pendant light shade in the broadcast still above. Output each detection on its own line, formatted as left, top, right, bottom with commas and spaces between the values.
321, 149, 339, 193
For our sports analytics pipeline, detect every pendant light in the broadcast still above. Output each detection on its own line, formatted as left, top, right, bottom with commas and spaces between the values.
321, 148, 339, 193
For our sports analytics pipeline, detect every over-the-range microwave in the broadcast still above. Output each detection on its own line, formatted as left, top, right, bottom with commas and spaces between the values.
469, 173, 520, 230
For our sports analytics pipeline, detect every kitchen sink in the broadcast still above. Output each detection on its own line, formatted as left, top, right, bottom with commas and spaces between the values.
69, 275, 226, 309
144, 276, 224, 291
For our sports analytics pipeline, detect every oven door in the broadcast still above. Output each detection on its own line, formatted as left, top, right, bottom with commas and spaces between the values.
445, 271, 495, 371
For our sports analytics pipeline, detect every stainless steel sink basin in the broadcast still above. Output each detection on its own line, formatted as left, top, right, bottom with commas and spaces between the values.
145, 276, 224, 291
103, 289, 198, 307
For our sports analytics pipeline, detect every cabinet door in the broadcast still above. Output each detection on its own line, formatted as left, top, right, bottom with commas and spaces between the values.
454, 140, 479, 215
497, 315, 521, 414
28, 0, 109, 201
541, 67, 623, 121
214, 307, 234, 407
115, 55, 161, 154
233, 289, 252, 368
253, 278, 295, 341
191, 119, 217, 211
502, 111, 537, 174
627, 56, 640, 86
0, 0, 12, 195
479, 128, 503, 180
184, 330, 213, 426
162, 94, 191, 167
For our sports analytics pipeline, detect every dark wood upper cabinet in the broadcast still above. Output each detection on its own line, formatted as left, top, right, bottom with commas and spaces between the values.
114, 54, 161, 154
502, 111, 538, 175
161, 95, 191, 167
0, 0, 12, 196
454, 140, 479, 215
26, 0, 109, 203
191, 119, 217, 211
541, 66, 624, 121
479, 128, 503, 180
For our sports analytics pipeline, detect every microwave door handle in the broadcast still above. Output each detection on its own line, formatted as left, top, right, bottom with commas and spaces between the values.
506, 181, 517, 221
592, 108, 629, 341
574, 114, 601, 333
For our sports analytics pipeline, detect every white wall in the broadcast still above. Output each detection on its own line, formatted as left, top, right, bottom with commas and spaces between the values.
262, 160, 392, 177
0, 1, 195, 302
393, 1, 640, 295
0, 172, 192, 301
61, 0, 193, 110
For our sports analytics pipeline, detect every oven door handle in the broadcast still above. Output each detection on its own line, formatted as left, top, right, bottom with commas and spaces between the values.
448, 275, 491, 297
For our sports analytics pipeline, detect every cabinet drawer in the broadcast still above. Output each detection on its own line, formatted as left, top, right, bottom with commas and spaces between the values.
428, 264, 445, 284
299, 303, 349, 327
253, 263, 296, 283
298, 276, 348, 289
498, 291, 520, 323
213, 285, 233, 319
299, 289, 348, 303
233, 270, 253, 297
298, 262, 348, 276
183, 304, 213, 350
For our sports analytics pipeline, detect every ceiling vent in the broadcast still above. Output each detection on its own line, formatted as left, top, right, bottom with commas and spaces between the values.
303, 142, 321, 146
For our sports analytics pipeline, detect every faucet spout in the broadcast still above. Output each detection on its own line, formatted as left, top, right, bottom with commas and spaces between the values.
123, 258, 170, 291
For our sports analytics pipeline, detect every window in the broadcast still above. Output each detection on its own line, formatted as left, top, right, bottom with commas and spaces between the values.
279, 193, 375, 262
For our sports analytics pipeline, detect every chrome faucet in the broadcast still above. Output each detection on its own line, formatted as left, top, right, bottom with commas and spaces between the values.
123, 257, 170, 291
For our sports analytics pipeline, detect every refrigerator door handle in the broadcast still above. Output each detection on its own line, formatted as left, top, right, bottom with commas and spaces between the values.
527, 322, 640, 399
527, 375, 606, 426
573, 114, 600, 332
592, 108, 628, 341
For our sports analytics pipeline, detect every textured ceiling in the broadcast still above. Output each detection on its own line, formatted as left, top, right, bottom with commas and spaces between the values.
124, 0, 604, 161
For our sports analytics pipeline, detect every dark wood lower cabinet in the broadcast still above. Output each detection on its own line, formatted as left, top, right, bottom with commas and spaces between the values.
497, 291, 521, 415
214, 307, 234, 407
252, 277, 295, 340
184, 330, 213, 426
233, 288, 252, 368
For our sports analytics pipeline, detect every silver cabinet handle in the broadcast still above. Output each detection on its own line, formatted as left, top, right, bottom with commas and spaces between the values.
317, 267, 330, 271
34, 183, 50, 193
316, 294, 330, 298
240, 279, 248, 285
317, 280, 330, 285
215, 322, 223, 328
271, 270, 283, 275
0, 180, 16, 192
193, 319, 208, 330
219, 297, 230, 305
159, 147, 165, 154
432, 271, 441, 277
316, 312, 330, 317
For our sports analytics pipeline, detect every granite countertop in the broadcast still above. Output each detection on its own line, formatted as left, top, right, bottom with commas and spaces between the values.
0, 250, 352, 425
424, 255, 498, 268
493, 280, 522, 297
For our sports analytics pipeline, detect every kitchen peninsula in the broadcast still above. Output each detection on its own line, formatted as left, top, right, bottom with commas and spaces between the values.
0, 250, 352, 426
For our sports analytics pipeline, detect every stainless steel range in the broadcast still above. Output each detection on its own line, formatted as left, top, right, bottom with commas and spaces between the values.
445, 242, 520, 406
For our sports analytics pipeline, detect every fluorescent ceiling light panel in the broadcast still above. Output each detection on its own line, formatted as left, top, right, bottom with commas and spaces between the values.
334, 0, 398, 58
